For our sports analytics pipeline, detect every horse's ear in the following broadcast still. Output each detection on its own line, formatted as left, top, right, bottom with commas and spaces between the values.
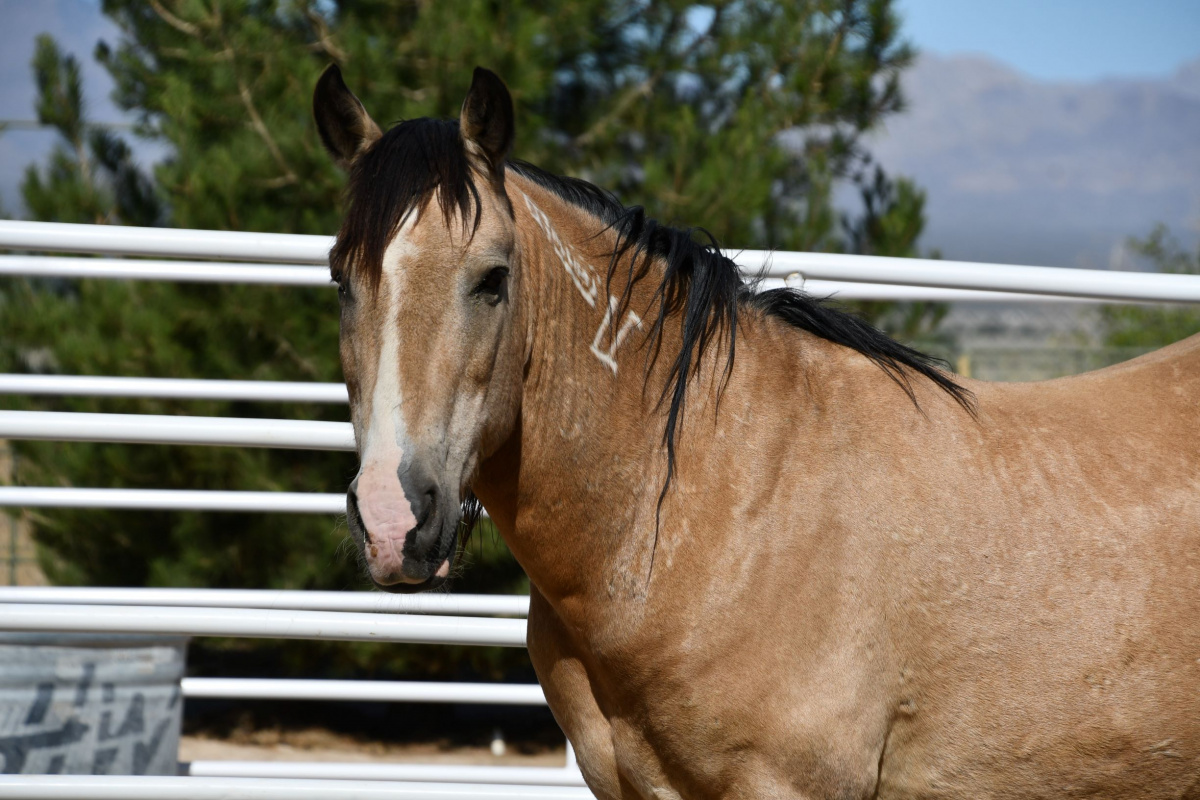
459, 67, 514, 175
313, 64, 382, 171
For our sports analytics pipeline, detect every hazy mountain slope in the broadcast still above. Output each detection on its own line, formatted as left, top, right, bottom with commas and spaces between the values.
869, 53, 1200, 268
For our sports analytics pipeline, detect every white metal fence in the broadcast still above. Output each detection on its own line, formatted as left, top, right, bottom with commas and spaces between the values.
1, 219, 1198, 799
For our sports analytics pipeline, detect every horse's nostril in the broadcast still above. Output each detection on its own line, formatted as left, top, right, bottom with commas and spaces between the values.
346, 489, 366, 538
415, 488, 436, 529
399, 461, 439, 531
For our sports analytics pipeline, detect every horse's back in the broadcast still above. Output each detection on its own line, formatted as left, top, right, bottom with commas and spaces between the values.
964, 330, 1200, 478
1057, 327, 1200, 394
981, 328, 1200, 414
879, 333, 1200, 798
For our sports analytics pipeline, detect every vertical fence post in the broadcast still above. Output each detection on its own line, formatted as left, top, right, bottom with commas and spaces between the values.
2, 443, 13, 585
7, 511, 14, 586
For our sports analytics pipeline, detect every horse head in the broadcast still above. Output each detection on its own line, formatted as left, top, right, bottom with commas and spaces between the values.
313, 65, 525, 592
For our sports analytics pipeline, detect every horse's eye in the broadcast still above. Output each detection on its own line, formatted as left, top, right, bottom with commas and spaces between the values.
474, 267, 508, 299
333, 273, 353, 304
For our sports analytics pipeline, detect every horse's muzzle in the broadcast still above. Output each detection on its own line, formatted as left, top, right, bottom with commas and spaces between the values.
346, 479, 458, 593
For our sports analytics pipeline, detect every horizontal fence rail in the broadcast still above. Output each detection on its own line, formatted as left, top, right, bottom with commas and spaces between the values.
0, 604, 527, 647
759, 276, 1105, 303
2, 220, 1198, 303
0, 775, 595, 800
749, 250, 1200, 303
0, 487, 495, 520
183, 763, 585, 787
0, 588, 529, 616
181, 677, 544, 704
0, 374, 348, 403
0, 410, 355, 450
0, 255, 332, 284
0, 253, 1106, 303
0, 487, 346, 513
0, 220, 333, 264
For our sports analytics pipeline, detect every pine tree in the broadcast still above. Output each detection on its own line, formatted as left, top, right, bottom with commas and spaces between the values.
94, 0, 920, 249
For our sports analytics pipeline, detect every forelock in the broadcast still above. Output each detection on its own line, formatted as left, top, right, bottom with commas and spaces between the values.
329, 117, 483, 291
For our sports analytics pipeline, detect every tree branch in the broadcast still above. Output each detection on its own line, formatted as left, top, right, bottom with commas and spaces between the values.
304, 6, 346, 63
210, 11, 299, 188
148, 0, 202, 37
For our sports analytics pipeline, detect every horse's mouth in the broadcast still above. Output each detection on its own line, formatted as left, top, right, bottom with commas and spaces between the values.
370, 528, 457, 594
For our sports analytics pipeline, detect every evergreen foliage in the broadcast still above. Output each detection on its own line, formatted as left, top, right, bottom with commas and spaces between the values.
3, 1, 938, 678
1102, 225, 1200, 349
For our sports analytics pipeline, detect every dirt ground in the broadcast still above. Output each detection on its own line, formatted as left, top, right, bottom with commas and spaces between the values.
179, 727, 568, 766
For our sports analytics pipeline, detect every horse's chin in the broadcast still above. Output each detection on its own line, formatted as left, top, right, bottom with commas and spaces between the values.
372, 569, 448, 594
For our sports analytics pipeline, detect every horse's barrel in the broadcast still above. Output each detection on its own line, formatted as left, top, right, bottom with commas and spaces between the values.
0, 634, 186, 775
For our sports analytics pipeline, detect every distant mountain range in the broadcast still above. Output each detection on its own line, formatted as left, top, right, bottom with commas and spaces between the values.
1, 3, 1197, 270
868, 53, 1200, 268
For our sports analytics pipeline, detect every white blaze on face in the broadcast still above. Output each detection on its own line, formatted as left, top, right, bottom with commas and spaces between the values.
353, 215, 422, 583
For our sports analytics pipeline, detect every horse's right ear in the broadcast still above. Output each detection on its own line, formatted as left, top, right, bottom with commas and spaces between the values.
313, 64, 382, 171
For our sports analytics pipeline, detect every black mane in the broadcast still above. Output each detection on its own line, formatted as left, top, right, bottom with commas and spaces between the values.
333, 118, 974, 499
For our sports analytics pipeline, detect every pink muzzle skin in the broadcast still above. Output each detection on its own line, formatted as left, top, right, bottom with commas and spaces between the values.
354, 462, 425, 586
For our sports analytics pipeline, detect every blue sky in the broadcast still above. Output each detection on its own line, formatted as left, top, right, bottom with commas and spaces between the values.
897, 0, 1200, 81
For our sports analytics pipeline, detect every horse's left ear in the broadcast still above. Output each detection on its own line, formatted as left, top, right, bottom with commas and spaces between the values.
460, 67, 514, 175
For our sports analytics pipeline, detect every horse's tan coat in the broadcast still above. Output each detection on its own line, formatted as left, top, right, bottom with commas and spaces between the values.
486, 176, 1200, 799
321, 74, 1200, 799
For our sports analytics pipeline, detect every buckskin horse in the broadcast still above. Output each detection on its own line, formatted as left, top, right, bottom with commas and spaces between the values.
312, 64, 1200, 799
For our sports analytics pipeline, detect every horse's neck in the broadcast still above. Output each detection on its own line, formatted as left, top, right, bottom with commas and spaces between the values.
476, 178, 852, 614
476, 177, 674, 606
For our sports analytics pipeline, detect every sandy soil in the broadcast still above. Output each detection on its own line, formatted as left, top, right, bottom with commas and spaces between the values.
179, 729, 567, 766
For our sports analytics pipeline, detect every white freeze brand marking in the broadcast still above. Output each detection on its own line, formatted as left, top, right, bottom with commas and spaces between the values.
521, 191, 642, 375
590, 294, 643, 375
521, 191, 599, 307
